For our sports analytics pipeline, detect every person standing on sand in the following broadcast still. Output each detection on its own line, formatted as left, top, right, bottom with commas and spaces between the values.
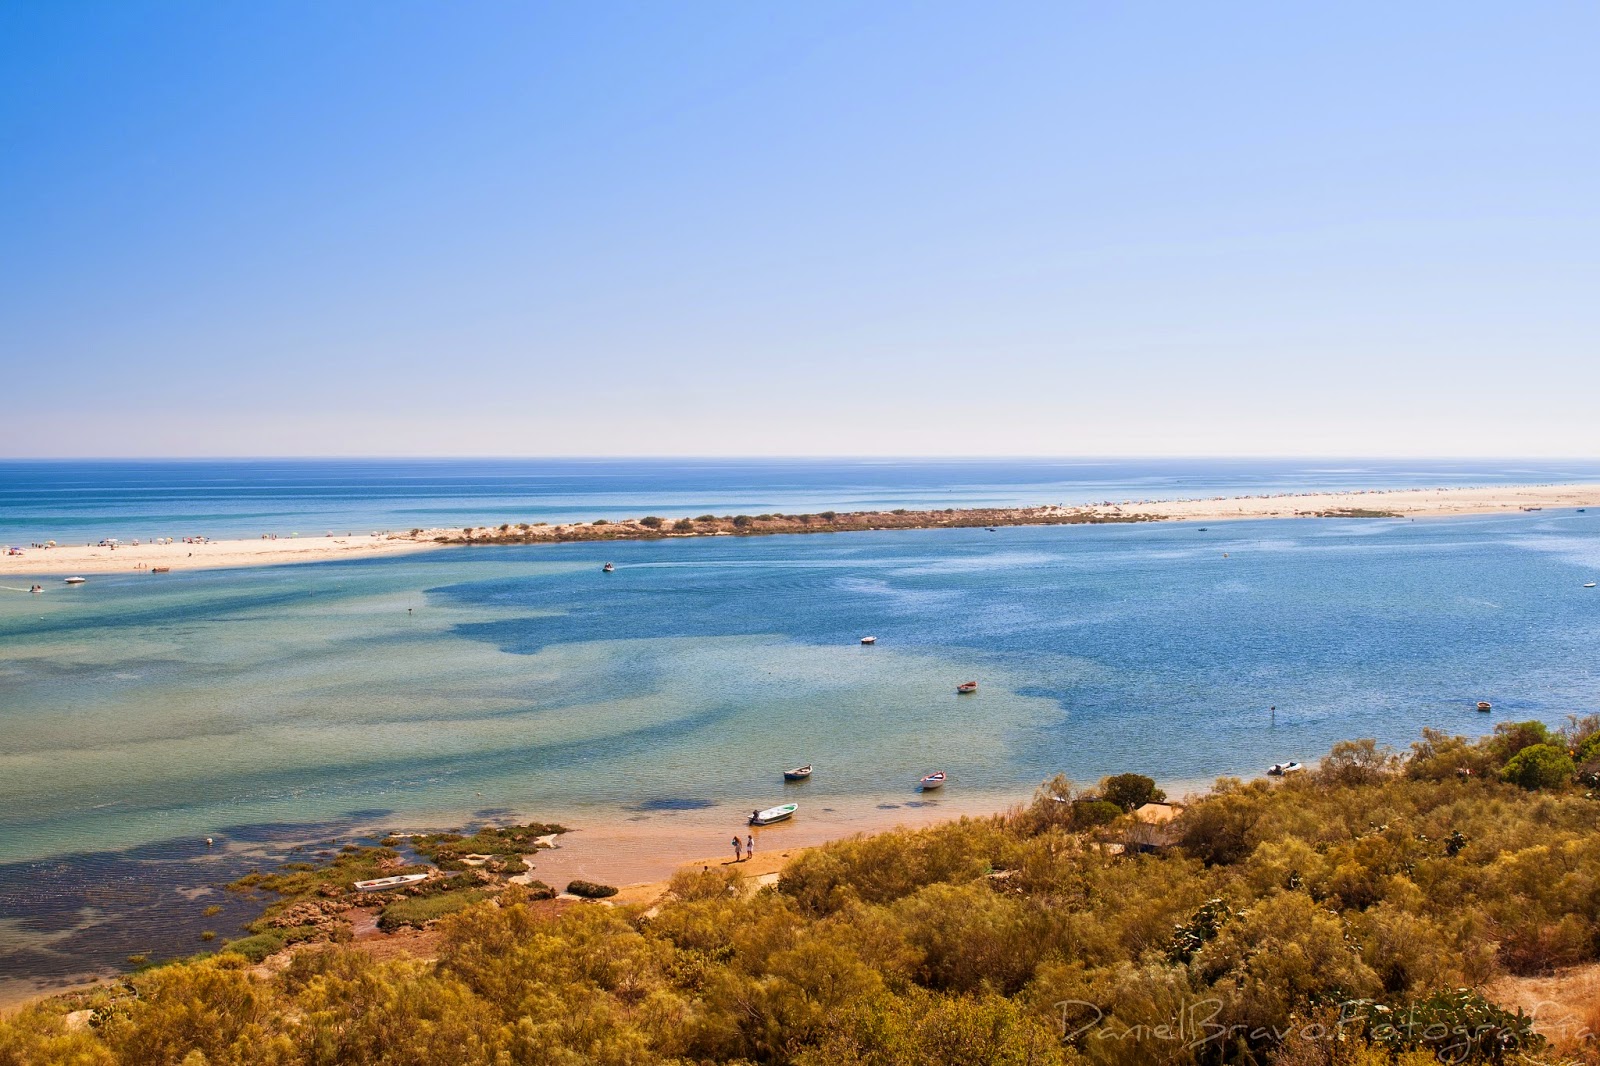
732, 835, 742, 862
746, 834, 754, 860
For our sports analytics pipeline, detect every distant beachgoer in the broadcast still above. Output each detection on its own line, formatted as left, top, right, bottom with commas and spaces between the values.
746, 835, 754, 859
732, 836, 742, 861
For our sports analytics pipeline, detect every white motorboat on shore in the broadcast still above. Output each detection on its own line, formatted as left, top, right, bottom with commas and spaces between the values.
353, 873, 428, 892
749, 803, 798, 826
1267, 761, 1303, 776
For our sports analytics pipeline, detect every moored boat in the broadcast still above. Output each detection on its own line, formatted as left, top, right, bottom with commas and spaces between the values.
1477, 701, 1492, 712
919, 771, 946, 790
783, 765, 812, 781
1586, 582, 1597, 588
64, 576, 86, 584
956, 681, 978, 694
353, 873, 428, 892
1267, 761, 1303, 776
860, 636, 876, 645
749, 803, 798, 826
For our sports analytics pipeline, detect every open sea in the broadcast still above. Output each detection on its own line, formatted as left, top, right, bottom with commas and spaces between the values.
3, 458, 1600, 996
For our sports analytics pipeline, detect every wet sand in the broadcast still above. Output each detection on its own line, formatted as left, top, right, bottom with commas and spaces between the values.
528, 788, 1033, 896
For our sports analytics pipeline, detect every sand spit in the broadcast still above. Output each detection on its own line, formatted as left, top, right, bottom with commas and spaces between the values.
6, 481, 1597, 577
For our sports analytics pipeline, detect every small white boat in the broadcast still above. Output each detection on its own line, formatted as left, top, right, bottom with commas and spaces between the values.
749, 803, 798, 826
860, 636, 876, 645
783, 765, 812, 781
1586, 582, 1597, 589
63, 576, 86, 585
919, 771, 946, 790
353, 873, 428, 892
1267, 761, 1303, 776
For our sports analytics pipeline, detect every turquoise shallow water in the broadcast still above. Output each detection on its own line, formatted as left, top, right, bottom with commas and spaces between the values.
3, 506, 1600, 988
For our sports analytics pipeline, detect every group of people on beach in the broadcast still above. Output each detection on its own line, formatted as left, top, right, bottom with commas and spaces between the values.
731, 833, 755, 862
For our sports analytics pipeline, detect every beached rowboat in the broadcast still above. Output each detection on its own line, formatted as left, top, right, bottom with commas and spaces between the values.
749, 803, 798, 826
919, 771, 946, 790
783, 765, 812, 780
353, 873, 428, 892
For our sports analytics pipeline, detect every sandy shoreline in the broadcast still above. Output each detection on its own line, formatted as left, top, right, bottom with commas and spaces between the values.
1073, 481, 1600, 523
530, 787, 1038, 892
5, 481, 1598, 578
0, 531, 442, 577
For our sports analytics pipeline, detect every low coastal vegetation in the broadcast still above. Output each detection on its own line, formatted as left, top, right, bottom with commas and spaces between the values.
12, 724, 1600, 1064
434, 500, 1415, 548
218, 823, 565, 958
440, 505, 1160, 546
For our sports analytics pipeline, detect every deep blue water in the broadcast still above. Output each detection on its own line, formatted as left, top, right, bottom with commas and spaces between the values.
6, 457, 1600, 544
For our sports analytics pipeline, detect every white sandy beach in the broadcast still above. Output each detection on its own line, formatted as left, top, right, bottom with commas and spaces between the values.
1060, 481, 1600, 523
0, 530, 443, 577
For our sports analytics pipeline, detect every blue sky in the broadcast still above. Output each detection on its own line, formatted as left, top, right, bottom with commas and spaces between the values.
2, 2, 1595, 457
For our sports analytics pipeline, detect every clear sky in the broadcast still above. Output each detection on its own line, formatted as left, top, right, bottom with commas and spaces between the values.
2, 2, 1596, 458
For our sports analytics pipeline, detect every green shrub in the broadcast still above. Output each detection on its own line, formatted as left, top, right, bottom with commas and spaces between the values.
1358, 987, 1542, 1062
379, 888, 489, 931
639, 516, 663, 528
1499, 743, 1573, 789
1100, 773, 1166, 811
672, 519, 694, 532
220, 932, 284, 962
1072, 799, 1122, 829
565, 879, 618, 899
1491, 720, 1552, 763
1575, 730, 1600, 764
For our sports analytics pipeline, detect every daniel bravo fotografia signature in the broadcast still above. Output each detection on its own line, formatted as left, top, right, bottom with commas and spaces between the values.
1055, 998, 1559, 1056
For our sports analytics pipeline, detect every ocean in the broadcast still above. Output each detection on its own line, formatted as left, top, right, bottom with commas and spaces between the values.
6, 457, 1600, 544
2, 458, 1599, 995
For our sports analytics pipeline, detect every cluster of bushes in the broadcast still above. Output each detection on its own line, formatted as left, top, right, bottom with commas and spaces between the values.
564, 879, 619, 899
11, 720, 1600, 1064
407, 822, 564, 874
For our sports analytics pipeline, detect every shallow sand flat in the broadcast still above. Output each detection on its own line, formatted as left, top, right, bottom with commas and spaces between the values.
0, 531, 444, 576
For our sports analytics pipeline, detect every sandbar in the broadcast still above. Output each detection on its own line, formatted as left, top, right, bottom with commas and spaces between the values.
5, 481, 1598, 578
